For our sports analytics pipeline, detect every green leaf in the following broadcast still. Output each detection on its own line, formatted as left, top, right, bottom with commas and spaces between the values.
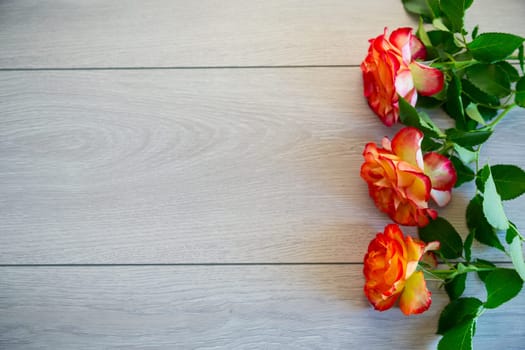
432, 18, 450, 32
440, 0, 465, 32
444, 74, 466, 129
509, 236, 525, 281
428, 30, 462, 57
516, 76, 525, 108
466, 195, 505, 251
450, 156, 475, 187
417, 95, 444, 108
418, 217, 463, 259
506, 221, 520, 244
465, 103, 486, 125
484, 268, 523, 308
421, 136, 442, 152
461, 79, 500, 108
445, 272, 467, 300
475, 164, 490, 194
482, 166, 509, 231
471, 25, 479, 40
496, 61, 520, 82
445, 128, 492, 147
519, 44, 524, 72
465, 64, 512, 98
507, 223, 525, 281
475, 258, 496, 282
467, 33, 525, 63
438, 320, 475, 350
490, 164, 525, 200
402, 0, 440, 21
477, 105, 498, 122
453, 144, 477, 164
417, 17, 433, 48
398, 97, 443, 138
438, 297, 482, 334
464, 231, 474, 262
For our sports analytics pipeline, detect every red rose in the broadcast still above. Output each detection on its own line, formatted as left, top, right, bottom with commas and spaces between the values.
361, 27, 444, 126
360, 127, 457, 227
364, 224, 439, 315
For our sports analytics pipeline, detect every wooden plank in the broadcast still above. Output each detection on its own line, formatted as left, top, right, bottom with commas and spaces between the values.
1, 265, 524, 349
0, 0, 523, 67
1, 69, 524, 264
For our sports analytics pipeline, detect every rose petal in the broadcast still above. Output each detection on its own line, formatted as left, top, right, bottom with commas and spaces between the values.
424, 152, 457, 190
391, 127, 424, 168
424, 241, 441, 253
397, 168, 432, 205
409, 61, 444, 96
409, 35, 427, 60
395, 68, 415, 100
430, 189, 452, 207
420, 251, 439, 268
389, 27, 413, 62
381, 137, 392, 151
404, 235, 425, 278
364, 285, 400, 311
399, 271, 432, 315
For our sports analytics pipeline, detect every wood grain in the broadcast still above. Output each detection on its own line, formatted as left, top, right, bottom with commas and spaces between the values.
1, 69, 524, 264
1, 265, 524, 350
0, 0, 523, 68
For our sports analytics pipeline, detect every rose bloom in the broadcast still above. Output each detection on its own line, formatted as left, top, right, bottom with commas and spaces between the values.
364, 224, 439, 315
360, 127, 457, 227
361, 27, 444, 126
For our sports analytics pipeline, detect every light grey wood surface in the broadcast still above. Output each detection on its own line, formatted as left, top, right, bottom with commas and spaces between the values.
2, 265, 525, 350
0, 0, 523, 67
1, 0, 524, 349
1, 69, 524, 264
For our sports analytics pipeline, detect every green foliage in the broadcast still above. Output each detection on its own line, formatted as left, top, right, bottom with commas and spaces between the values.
474, 258, 496, 282
466, 195, 504, 251
465, 103, 486, 126
450, 156, 475, 187
391, 2, 525, 348
465, 64, 511, 98
461, 79, 500, 108
481, 165, 509, 231
507, 223, 525, 281
398, 96, 444, 138
401, 0, 441, 22
445, 128, 492, 147
490, 165, 525, 200
519, 45, 524, 72
438, 297, 482, 334
428, 30, 462, 58
463, 231, 474, 262
419, 217, 463, 258
467, 33, 525, 63
444, 73, 466, 129
445, 272, 467, 300
496, 61, 520, 82
439, 0, 466, 32
484, 269, 523, 308
438, 320, 475, 350
516, 76, 525, 108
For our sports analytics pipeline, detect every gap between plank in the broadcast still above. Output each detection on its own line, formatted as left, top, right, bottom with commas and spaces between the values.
0, 262, 363, 267
0, 261, 513, 267
0, 65, 358, 72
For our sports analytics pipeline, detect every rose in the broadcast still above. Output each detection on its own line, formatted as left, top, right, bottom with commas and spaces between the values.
364, 223, 439, 315
360, 27, 444, 126
360, 127, 456, 227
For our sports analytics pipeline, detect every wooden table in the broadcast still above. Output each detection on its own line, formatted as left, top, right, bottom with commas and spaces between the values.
1, 1, 524, 348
